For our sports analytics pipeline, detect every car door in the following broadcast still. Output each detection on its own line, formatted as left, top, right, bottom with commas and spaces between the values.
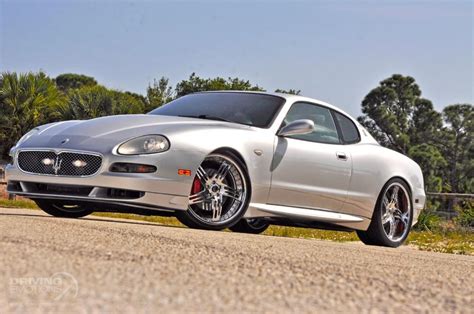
268, 102, 352, 213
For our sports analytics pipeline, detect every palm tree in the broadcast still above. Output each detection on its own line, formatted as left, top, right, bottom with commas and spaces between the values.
67, 85, 146, 119
67, 85, 114, 119
0, 71, 65, 158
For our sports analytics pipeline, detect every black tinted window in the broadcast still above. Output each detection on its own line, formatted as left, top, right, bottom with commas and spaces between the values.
334, 111, 360, 143
284, 102, 340, 144
149, 93, 285, 128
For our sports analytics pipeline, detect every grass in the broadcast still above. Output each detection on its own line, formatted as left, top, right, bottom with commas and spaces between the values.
406, 229, 474, 255
1, 198, 472, 255
92, 212, 183, 227
0, 198, 39, 209
264, 225, 360, 242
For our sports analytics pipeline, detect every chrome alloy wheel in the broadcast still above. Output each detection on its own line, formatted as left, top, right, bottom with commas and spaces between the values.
381, 182, 411, 242
187, 154, 247, 225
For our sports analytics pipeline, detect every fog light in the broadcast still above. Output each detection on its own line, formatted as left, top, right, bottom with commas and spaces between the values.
42, 158, 55, 166
72, 160, 88, 168
110, 163, 157, 173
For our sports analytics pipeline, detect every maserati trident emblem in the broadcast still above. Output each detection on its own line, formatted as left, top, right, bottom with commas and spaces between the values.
52, 157, 63, 175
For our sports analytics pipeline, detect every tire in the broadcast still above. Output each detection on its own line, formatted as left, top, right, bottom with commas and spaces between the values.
229, 218, 270, 234
176, 153, 251, 231
356, 178, 413, 248
34, 199, 93, 218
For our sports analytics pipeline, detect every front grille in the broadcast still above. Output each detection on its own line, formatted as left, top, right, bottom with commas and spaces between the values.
17, 150, 102, 176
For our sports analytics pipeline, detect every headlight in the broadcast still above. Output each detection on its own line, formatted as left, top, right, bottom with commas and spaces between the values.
16, 128, 39, 146
117, 135, 170, 155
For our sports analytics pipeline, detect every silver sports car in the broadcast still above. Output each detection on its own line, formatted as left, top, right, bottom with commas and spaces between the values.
5, 91, 425, 247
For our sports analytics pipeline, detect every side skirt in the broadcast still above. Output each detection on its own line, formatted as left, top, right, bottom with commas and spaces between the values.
248, 203, 371, 231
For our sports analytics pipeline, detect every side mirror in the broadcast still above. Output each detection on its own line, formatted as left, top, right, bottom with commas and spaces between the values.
278, 119, 315, 137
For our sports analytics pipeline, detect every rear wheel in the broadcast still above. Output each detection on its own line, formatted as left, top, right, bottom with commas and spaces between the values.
34, 199, 93, 218
357, 178, 413, 247
229, 218, 269, 234
176, 153, 250, 230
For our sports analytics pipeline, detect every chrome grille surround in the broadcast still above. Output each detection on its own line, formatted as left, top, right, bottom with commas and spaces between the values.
17, 150, 103, 177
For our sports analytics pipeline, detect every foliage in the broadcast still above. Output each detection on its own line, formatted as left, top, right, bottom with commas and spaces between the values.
65, 85, 145, 119
454, 200, 474, 228
274, 89, 301, 95
55, 73, 97, 92
439, 104, 473, 193
146, 77, 174, 112
414, 206, 442, 231
408, 144, 446, 192
357, 74, 443, 154
110, 90, 146, 115
0, 72, 65, 157
405, 227, 474, 255
175, 72, 263, 97
66, 85, 114, 119
0, 198, 39, 209
358, 74, 473, 199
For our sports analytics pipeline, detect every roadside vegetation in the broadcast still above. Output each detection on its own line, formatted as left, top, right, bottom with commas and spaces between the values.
1, 199, 472, 255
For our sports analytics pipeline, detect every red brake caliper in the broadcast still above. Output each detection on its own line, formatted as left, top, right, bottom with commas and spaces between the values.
192, 176, 202, 194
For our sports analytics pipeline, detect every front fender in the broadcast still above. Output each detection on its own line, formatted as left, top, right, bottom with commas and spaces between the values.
168, 127, 275, 205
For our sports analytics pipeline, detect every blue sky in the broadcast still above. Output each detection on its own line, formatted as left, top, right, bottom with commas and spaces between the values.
1, 0, 472, 117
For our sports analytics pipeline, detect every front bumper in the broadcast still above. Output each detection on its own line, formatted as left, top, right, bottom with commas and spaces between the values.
5, 152, 196, 211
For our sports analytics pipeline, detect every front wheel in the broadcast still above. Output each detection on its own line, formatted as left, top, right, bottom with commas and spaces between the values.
176, 153, 251, 230
34, 199, 93, 218
356, 178, 413, 247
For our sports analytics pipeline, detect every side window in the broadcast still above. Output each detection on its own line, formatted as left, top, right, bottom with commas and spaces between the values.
333, 111, 360, 144
283, 102, 340, 144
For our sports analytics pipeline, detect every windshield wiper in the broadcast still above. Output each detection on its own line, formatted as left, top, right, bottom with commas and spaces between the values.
178, 115, 233, 123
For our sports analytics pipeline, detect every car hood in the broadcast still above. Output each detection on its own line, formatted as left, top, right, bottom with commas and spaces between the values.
16, 114, 251, 153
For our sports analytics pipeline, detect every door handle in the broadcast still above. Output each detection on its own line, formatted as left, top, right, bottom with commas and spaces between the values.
336, 152, 348, 160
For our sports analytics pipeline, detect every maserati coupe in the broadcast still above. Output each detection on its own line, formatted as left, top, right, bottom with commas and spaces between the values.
5, 91, 425, 247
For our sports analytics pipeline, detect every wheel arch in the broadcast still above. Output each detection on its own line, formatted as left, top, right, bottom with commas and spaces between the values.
210, 147, 248, 171
386, 175, 413, 197
374, 175, 414, 216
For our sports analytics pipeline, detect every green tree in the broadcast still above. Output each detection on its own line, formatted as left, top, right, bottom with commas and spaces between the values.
111, 90, 146, 115
410, 98, 443, 145
0, 71, 65, 158
175, 73, 263, 97
123, 91, 147, 108
66, 85, 146, 120
408, 144, 447, 192
439, 104, 473, 193
357, 74, 442, 154
66, 85, 114, 119
146, 77, 174, 112
55, 73, 97, 92
275, 89, 301, 95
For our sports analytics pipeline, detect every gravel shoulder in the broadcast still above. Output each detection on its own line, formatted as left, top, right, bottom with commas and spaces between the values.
1, 207, 473, 313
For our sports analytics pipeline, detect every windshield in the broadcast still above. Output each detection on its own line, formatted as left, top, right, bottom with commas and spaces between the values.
148, 92, 285, 128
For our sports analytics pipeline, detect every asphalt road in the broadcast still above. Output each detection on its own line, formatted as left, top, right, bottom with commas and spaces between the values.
1, 207, 473, 313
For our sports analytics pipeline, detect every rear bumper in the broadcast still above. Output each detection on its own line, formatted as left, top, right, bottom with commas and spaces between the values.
5, 163, 190, 211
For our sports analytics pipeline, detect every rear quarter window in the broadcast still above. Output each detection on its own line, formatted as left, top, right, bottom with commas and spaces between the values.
334, 111, 360, 144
